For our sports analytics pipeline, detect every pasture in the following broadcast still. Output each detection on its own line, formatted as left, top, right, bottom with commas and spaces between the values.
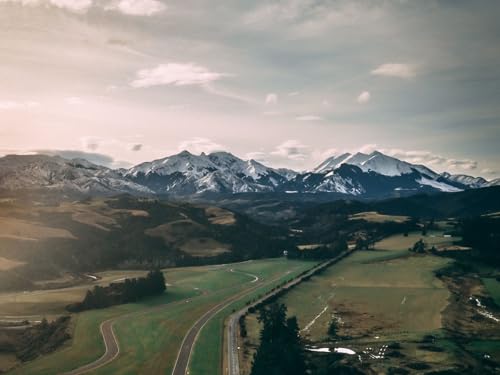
483, 278, 500, 306
349, 211, 410, 223
263, 233, 456, 343
10, 258, 316, 375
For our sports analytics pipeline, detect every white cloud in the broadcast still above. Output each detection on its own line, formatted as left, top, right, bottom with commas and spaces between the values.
105, 0, 166, 16
376, 147, 479, 173
271, 140, 308, 161
50, 0, 92, 12
0, 100, 40, 110
265, 93, 278, 105
295, 115, 322, 121
288, 91, 300, 96
0, 0, 93, 13
1, 0, 166, 15
358, 143, 378, 154
262, 111, 282, 116
357, 91, 371, 103
130, 63, 224, 88
371, 63, 417, 79
177, 137, 224, 154
245, 151, 267, 162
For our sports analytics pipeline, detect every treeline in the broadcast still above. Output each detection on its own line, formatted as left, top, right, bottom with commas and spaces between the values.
251, 304, 306, 375
67, 270, 166, 312
0, 316, 71, 363
287, 239, 347, 260
460, 217, 500, 264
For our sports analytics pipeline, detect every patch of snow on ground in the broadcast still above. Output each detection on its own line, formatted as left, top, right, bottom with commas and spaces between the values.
334, 348, 356, 355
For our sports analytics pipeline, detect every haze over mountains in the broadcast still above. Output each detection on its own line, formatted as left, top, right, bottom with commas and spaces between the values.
0, 150, 498, 199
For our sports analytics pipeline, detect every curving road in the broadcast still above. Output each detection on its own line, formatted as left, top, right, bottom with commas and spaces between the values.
63, 267, 260, 375
63, 318, 119, 375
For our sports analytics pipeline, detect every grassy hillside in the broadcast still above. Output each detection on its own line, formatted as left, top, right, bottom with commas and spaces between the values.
0, 195, 293, 292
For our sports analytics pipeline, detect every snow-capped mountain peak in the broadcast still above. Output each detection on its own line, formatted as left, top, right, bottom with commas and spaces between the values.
0, 150, 497, 198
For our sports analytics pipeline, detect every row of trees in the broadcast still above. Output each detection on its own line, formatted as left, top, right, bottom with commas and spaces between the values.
67, 270, 166, 312
251, 304, 306, 375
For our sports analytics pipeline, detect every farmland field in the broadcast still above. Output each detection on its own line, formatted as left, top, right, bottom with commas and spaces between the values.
8, 258, 316, 375
483, 278, 500, 306
239, 232, 462, 374
276, 233, 455, 341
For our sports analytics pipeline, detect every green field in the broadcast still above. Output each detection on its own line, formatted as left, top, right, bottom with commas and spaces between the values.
483, 278, 500, 306
267, 232, 457, 343
11, 258, 316, 375
188, 260, 316, 375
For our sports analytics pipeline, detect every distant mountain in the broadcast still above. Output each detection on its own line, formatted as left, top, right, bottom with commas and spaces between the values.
125, 150, 289, 194
0, 150, 498, 199
314, 151, 438, 178
0, 154, 152, 196
440, 172, 488, 189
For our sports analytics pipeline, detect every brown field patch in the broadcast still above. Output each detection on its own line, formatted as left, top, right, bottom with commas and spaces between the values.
179, 238, 230, 257
349, 211, 410, 223
0, 217, 76, 241
205, 206, 236, 225
0, 257, 25, 271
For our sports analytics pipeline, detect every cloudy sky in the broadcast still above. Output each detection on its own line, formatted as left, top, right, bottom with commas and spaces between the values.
1, 0, 499, 177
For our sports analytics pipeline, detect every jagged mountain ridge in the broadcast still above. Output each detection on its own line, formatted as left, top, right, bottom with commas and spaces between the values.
0, 150, 497, 198
0, 154, 153, 196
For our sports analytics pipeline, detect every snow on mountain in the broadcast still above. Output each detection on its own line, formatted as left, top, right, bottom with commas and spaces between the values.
417, 177, 462, 193
485, 178, 500, 187
0, 150, 495, 198
441, 172, 488, 188
0, 154, 153, 195
313, 153, 352, 174
127, 150, 217, 178
126, 150, 288, 194
314, 151, 438, 178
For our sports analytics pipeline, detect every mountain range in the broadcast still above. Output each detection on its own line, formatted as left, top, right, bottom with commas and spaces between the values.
0, 150, 498, 199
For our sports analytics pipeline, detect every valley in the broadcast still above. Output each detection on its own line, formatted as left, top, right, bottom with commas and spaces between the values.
0, 175, 499, 374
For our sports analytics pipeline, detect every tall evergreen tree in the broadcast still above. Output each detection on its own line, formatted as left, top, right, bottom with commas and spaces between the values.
251, 304, 306, 375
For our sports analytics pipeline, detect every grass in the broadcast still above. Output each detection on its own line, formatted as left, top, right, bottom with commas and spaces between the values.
349, 211, 410, 223
188, 259, 317, 375
0, 270, 150, 318
0, 216, 75, 241
12, 259, 315, 375
482, 278, 500, 306
0, 256, 25, 271
257, 233, 454, 345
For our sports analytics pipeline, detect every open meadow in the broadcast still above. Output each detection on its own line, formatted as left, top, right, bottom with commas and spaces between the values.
7, 258, 316, 375
240, 231, 463, 374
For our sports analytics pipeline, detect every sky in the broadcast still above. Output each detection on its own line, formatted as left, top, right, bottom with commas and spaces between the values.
0, 0, 499, 177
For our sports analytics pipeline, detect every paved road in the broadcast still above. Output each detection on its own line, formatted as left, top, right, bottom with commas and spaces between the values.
63, 318, 118, 375
63, 267, 260, 375
226, 251, 353, 375
171, 271, 261, 375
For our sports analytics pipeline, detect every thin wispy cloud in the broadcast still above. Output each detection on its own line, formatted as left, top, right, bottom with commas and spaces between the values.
0, 100, 40, 110
0, 0, 93, 13
65, 97, 84, 105
0, 0, 165, 15
130, 63, 225, 88
296, 115, 322, 121
177, 137, 224, 154
371, 63, 417, 79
